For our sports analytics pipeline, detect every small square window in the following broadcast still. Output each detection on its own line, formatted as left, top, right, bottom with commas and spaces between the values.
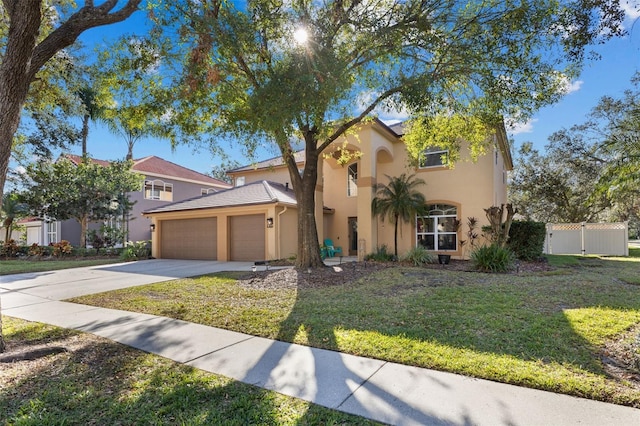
419, 148, 448, 168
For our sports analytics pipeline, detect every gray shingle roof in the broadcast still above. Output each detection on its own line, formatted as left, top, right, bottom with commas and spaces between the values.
143, 180, 297, 214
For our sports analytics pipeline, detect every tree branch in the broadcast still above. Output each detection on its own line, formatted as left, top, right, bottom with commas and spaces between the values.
317, 86, 402, 153
29, 0, 142, 78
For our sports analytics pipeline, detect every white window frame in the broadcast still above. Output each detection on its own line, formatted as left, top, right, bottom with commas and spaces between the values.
235, 176, 245, 187
144, 179, 173, 201
416, 204, 458, 251
419, 148, 449, 168
201, 188, 217, 195
46, 221, 58, 245
347, 162, 358, 197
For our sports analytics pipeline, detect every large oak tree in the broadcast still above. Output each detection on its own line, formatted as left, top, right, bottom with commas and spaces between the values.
146, 0, 625, 269
0, 0, 142, 352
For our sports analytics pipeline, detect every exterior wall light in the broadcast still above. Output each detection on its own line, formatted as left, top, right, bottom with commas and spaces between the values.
266, 217, 274, 228
150, 224, 156, 232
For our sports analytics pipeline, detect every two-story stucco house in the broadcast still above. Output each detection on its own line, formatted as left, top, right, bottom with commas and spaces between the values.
21, 155, 231, 247
143, 119, 512, 261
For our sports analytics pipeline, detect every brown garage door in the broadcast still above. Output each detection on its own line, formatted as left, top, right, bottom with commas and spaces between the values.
230, 214, 265, 261
160, 218, 217, 260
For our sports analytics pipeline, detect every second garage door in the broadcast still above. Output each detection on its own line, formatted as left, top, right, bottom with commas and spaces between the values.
230, 214, 265, 261
160, 218, 217, 260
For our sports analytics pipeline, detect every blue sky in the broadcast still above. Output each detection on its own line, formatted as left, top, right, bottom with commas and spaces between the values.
71, 5, 640, 176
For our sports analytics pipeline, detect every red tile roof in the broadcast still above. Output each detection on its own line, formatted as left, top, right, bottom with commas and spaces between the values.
62, 154, 230, 188
65, 154, 111, 167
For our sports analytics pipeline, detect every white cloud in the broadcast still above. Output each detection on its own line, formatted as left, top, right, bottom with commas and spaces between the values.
564, 79, 584, 94
15, 165, 26, 175
507, 118, 538, 135
355, 90, 410, 122
622, 1, 640, 21
378, 103, 410, 122
551, 71, 583, 95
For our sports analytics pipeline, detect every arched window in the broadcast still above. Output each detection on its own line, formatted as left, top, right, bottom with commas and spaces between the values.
416, 204, 458, 251
347, 163, 358, 197
144, 180, 173, 201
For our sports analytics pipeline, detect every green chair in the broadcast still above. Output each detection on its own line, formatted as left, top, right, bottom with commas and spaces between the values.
323, 239, 343, 257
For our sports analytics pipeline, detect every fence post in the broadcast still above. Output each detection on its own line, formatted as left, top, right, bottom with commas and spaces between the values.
581, 222, 586, 256
625, 221, 629, 256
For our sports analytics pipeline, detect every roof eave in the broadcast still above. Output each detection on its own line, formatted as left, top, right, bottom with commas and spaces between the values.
495, 121, 513, 171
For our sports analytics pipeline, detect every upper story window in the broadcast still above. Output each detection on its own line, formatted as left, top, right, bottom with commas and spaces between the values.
201, 188, 217, 196
235, 176, 245, 187
416, 204, 458, 251
347, 163, 358, 197
144, 179, 173, 201
419, 147, 449, 168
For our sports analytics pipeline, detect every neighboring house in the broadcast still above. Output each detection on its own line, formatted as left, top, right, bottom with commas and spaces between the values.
143, 119, 512, 261
25, 155, 231, 247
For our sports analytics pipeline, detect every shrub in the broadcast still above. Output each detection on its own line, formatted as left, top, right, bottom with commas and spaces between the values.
471, 244, 516, 273
1, 239, 20, 258
402, 246, 434, 266
88, 230, 106, 253
28, 243, 44, 257
365, 244, 396, 262
508, 221, 546, 260
51, 240, 73, 257
121, 241, 150, 261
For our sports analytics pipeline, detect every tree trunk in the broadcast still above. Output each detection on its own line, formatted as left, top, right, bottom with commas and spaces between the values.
4, 218, 13, 243
81, 114, 90, 156
393, 214, 399, 257
0, 1, 42, 211
0, 0, 142, 354
286, 134, 324, 269
80, 215, 89, 249
0, 0, 42, 355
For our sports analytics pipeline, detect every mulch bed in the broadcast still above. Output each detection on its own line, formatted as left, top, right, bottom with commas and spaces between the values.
238, 258, 553, 290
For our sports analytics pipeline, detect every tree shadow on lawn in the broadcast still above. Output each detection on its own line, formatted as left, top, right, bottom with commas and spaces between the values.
229, 262, 640, 424
262, 259, 640, 387
1, 328, 372, 425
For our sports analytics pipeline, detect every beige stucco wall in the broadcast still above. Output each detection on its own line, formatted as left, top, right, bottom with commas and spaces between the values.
148, 204, 283, 261
277, 206, 298, 260
162, 121, 510, 261
320, 122, 509, 260
232, 165, 295, 186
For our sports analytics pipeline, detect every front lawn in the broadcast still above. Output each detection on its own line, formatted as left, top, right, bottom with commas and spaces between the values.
0, 317, 378, 425
72, 258, 640, 407
0, 258, 124, 275
69, 254, 640, 407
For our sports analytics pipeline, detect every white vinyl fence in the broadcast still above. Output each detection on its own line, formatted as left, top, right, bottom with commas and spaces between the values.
544, 222, 629, 256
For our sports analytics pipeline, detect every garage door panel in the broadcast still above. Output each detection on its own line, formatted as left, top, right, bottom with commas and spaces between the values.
161, 218, 217, 260
230, 214, 265, 261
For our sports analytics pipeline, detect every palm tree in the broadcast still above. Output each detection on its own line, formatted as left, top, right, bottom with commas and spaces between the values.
1, 192, 27, 243
77, 86, 106, 156
371, 173, 427, 257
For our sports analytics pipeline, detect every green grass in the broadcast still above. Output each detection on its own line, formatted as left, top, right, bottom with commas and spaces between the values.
71, 256, 640, 407
1, 317, 379, 425
0, 258, 124, 275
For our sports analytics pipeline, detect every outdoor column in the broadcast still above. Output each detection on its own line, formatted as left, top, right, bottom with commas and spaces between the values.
357, 141, 378, 260
217, 214, 229, 261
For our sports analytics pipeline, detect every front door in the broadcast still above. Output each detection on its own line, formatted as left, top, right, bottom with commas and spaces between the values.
348, 217, 358, 256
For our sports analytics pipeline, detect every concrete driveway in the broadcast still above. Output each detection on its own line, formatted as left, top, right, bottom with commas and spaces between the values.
1, 259, 254, 309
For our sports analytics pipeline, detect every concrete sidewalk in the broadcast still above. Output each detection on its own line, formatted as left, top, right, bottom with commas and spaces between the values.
2, 260, 640, 425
